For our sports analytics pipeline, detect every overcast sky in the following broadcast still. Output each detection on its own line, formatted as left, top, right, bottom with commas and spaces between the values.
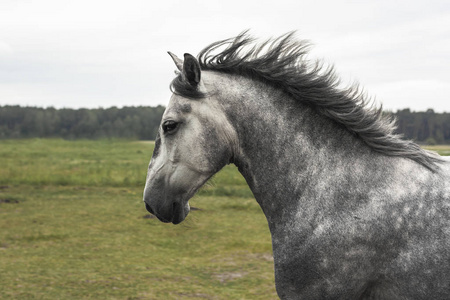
0, 0, 449, 112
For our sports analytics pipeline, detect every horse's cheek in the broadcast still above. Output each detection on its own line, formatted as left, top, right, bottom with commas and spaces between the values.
199, 126, 231, 169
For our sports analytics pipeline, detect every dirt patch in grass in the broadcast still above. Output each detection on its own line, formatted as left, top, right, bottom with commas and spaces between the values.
211, 252, 274, 266
0, 198, 20, 204
212, 271, 249, 283
173, 292, 216, 299
142, 214, 156, 219
246, 252, 274, 262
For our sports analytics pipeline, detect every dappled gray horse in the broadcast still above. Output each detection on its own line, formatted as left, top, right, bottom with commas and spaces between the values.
143, 33, 450, 299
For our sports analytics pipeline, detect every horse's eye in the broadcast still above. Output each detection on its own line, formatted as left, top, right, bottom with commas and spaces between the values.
162, 121, 179, 134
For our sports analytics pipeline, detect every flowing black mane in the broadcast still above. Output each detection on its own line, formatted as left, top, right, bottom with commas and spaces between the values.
171, 32, 443, 171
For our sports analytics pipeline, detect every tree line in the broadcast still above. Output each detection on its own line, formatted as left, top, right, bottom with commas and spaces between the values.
0, 105, 165, 140
394, 109, 450, 145
0, 106, 449, 144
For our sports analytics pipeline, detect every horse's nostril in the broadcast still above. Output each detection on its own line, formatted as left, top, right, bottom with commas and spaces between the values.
145, 203, 154, 214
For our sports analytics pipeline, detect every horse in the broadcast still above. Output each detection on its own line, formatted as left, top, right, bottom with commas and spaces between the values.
143, 32, 450, 299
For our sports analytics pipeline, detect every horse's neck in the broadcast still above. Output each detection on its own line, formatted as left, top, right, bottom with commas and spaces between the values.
216, 75, 381, 229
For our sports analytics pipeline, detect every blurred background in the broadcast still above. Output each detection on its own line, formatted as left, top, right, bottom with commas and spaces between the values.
1, 0, 449, 111
1, 0, 449, 144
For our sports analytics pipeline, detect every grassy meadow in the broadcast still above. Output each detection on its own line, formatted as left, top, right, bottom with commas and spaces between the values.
0, 139, 274, 299
1, 140, 449, 299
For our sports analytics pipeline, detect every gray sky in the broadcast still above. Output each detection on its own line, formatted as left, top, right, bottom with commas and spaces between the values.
1, 0, 449, 112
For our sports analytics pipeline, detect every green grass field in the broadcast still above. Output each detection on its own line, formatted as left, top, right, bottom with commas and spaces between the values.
1, 140, 449, 299
0, 139, 275, 299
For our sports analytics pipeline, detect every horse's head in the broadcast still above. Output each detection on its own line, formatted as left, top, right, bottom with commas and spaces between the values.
143, 52, 237, 224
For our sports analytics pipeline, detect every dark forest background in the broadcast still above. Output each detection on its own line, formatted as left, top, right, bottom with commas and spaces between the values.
0, 106, 449, 144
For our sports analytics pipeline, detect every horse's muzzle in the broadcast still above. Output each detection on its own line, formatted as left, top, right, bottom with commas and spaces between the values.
145, 202, 155, 215
144, 201, 187, 225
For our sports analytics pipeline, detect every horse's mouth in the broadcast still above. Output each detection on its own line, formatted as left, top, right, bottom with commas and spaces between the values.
144, 201, 187, 225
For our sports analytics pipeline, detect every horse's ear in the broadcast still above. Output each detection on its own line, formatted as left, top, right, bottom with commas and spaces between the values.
182, 53, 201, 86
168, 51, 183, 71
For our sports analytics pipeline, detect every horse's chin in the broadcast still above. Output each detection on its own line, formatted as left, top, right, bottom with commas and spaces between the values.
171, 201, 190, 224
